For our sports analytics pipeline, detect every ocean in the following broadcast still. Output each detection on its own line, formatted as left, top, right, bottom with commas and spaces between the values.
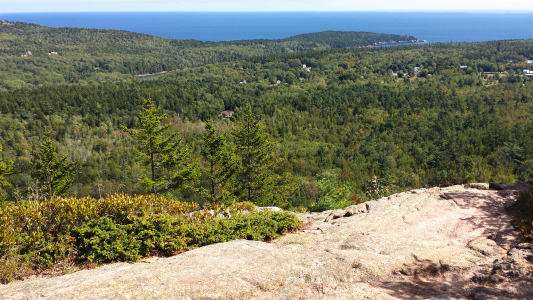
1, 12, 532, 43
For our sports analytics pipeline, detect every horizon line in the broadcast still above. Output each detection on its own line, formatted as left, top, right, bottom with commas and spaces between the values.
2, 10, 533, 14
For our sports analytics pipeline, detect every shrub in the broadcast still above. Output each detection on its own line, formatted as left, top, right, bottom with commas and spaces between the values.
73, 211, 301, 263
0, 194, 301, 281
73, 217, 143, 262
509, 184, 533, 240
0, 252, 32, 284
519, 160, 533, 182
363, 176, 388, 200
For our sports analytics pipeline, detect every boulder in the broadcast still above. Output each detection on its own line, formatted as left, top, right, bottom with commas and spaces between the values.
466, 182, 490, 190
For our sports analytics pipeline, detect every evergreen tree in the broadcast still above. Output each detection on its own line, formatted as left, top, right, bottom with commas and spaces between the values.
0, 144, 15, 202
232, 103, 278, 204
123, 98, 199, 194
30, 130, 74, 199
201, 120, 238, 202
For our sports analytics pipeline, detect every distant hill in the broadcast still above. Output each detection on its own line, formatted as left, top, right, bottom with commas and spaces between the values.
282, 30, 420, 48
0, 21, 419, 90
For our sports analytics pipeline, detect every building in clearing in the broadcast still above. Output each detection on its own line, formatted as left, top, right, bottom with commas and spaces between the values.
221, 110, 234, 118
523, 70, 533, 77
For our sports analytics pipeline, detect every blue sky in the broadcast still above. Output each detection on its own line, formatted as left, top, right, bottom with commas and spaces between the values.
2, 0, 533, 13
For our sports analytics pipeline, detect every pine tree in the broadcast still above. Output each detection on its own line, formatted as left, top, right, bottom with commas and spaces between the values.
123, 98, 199, 194
30, 130, 74, 199
232, 103, 277, 204
201, 119, 238, 202
0, 144, 15, 202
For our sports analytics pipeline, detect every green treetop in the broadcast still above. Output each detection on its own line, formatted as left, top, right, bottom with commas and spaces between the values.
30, 130, 75, 199
124, 98, 199, 194
201, 119, 238, 203
0, 144, 15, 202
232, 103, 278, 204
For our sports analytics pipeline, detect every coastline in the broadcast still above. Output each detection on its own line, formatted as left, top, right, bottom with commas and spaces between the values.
370, 39, 426, 46
1, 12, 531, 43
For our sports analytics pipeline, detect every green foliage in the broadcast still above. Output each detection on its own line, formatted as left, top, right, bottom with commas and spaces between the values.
0, 252, 32, 284
519, 160, 533, 182
0, 22, 416, 90
303, 171, 355, 211
0, 144, 15, 202
0, 193, 301, 281
201, 119, 238, 202
283, 31, 417, 48
232, 103, 278, 203
73, 216, 143, 262
0, 194, 199, 252
123, 98, 199, 193
3, 22, 533, 282
29, 130, 74, 199
0, 30, 532, 208
363, 176, 389, 200
73, 210, 301, 263
509, 184, 533, 240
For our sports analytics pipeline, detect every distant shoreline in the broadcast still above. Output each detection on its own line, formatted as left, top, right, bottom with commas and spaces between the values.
368, 39, 426, 47
1, 12, 531, 43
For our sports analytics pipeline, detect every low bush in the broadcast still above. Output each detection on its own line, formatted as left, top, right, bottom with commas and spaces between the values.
0, 194, 301, 283
519, 160, 533, 183
74, 211, 301, 263
509, 184, 533, 240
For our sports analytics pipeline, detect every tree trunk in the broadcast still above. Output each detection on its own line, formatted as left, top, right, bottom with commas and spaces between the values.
151, 152, 156, 194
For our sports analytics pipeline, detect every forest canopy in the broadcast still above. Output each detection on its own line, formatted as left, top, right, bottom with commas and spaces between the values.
0, 22, 417, 91
0, 21, 532, 210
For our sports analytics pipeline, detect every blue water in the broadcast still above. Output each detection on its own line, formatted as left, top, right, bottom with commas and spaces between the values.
1, 12, 532, 43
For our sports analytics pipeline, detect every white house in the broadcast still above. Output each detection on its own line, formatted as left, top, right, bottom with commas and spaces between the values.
523, 70, 533, 77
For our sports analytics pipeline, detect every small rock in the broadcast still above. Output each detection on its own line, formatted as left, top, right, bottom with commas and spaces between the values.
466, 183, 490, 190
344, 203, 367, 216
468, 287, 494, 300
471, 274, 491, 284
365, 201, 378, 212
257, 206, 282, 212
467, 237, 503, 257
489, 182, 505, 190
514, 243, 533, 250
331, 209, 347, 219
399, 265, 414, 276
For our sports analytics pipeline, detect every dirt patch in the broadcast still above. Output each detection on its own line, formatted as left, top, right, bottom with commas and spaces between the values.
1, 184, 531, 299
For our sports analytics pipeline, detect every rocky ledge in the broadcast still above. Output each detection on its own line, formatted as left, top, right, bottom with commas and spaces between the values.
1, 184, 532, 299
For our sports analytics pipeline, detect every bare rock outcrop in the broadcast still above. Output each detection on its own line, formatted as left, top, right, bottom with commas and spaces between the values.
1, 184, 531, 299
